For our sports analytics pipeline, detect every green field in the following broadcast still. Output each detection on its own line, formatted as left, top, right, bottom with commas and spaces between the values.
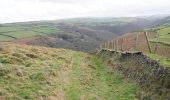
0, 35, 14, 41
0, 26, 21, 32
146, 53, 170, 67
147, 26, 170, 67
0, 17, 154, 42
4, 31, 44, 38
0, 24, 63, 41
156, 27, 170, 45
150, 27, 170, 45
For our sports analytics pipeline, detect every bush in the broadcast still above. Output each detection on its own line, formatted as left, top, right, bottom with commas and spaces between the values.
57, 34, 73, 41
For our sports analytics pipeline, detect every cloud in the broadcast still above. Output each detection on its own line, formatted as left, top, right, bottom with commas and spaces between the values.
0, 0, 170, 23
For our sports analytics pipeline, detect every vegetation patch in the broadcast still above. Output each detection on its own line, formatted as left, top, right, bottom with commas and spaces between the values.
146, 53, 170, 67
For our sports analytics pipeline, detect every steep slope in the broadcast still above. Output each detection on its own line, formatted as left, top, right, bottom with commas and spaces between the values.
0, 43, 140, 100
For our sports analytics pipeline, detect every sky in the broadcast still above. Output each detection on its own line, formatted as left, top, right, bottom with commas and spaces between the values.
0, 0, 170, 23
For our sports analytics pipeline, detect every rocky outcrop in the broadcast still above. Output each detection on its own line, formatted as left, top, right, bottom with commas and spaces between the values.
97, 50, 170, 100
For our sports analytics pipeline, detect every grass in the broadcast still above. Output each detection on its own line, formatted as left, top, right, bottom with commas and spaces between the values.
0, 26, 21, 33
157, 27, 170, 45
0, 17, 136, 41
65, 52, 140, 100
0, 42, 140, 100
150, 27, 170, 45
0, 24, 63, 41
146, 26, 170, 66
90, 57, 139, 100
119, 28, 170, 67
0, 43, 67, 99
31, 27, 62, 34
65, 52, 81, 100
0, 35, 14, 41
3, 31, 44, 38
146, 53, 170, 67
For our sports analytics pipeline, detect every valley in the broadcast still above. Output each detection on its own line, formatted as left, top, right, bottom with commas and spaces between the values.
0, 16, 166, 52
0, 15, 170, 100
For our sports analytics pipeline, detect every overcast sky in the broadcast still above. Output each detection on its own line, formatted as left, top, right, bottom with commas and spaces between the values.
0, 0, 170, 23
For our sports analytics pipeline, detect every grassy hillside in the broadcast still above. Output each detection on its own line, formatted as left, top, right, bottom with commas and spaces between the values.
0, 16, 168, 52
0, 20, 116, 52
150, 26, 170, 45
148, 16, 170, 45
146, 53, 170, 67
0, 17, 141, 42
0, 24, 62, 41
158, 27, 170, 44
0, 43, 140, 100
147, 25, 170, 67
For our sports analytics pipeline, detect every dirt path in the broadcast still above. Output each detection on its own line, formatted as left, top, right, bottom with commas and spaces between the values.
47, 52, 140, 100
0, 43, 140, 100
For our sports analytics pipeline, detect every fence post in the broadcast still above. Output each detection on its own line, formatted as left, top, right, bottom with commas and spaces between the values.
113, 40, 116, 50
111, 40, 114, 50
109, 42, 111, 50
104, 42, 107, 49
112, 40, 115, 50
105, 42, 107, 49
135, 32, 139, 51
115, 39, 117, 52
144, 31, 152, 53
110, 40, 112, 50
106, 42, 108, 49
113, 40, 115, 50
124, 37, 126, 51
110, 41, 112, 50
121, 38, 123, 51
117, 39, 119, 52
109, 41, 110, 49
154, 31, 160, 53
102, 43, 105, 49
108, 41, 110, 50
100, 44, 102, 50
103, 43, 105, 49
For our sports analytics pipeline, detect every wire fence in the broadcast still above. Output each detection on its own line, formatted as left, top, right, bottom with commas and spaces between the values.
100, 31, 170, 58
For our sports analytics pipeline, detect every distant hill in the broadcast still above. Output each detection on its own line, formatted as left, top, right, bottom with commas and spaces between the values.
0, 15, 170, 52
